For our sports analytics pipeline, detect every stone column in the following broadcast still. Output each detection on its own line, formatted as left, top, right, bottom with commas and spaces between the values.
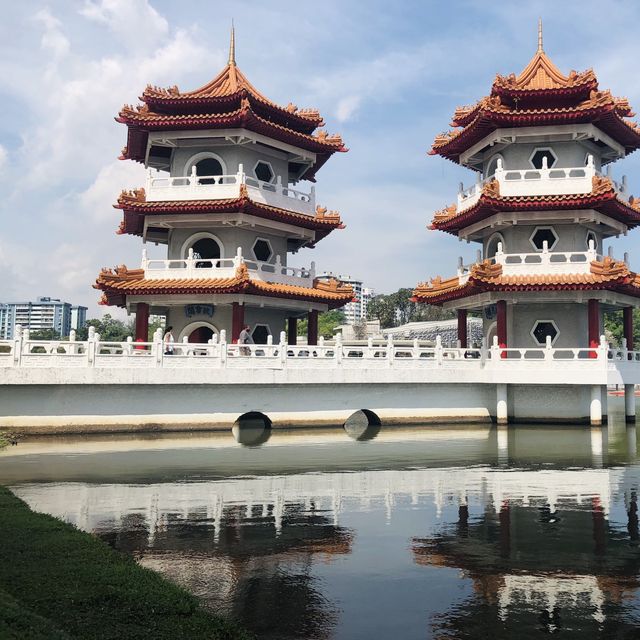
497, 300, 507, 358
590, 385, 603, 426
496, 383, 508, 425
588, 299, 600, 358
625, 384, 636, 423
624, 306, 634, 350
135, 302, 149, 342
287, 317, 298, 346
457, 309, 468, 348
231, 302, 244, 343
308, 310, 319, 346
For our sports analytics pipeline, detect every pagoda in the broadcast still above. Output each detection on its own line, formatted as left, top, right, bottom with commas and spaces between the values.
95, 28, 353, 345
413, 23, 640, 368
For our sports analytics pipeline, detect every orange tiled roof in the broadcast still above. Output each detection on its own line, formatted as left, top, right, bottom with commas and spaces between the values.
430, 47, 640, 163
430, 176, 640, 234
115, 186, 344, 243
94, 263, 354, 309
412, 256, 640, 305
143, 63, 323, 130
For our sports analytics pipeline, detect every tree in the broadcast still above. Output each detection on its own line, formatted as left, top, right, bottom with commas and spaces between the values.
297, 310, 346, 339
28, 328, 61, 340
367, 288, 455, 328
76, 314, 134, 342
604, 309, 640, 347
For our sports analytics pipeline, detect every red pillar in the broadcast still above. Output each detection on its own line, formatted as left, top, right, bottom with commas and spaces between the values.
457, 309, 468, 348
308, 310, 318, 346
497, 300, 507, 358
135, 302, 149, 341
231, 302, 244, 343
588, 299, 600, 358
624, 306, 634, 350
288, 317, 298, 346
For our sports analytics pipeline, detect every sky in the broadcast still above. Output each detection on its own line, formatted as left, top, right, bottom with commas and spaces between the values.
2, 0, 640, 318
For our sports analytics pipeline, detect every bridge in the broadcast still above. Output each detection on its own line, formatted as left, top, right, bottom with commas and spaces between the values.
1, 326, 639, 430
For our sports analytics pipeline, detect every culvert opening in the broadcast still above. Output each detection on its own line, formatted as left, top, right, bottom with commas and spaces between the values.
232, 411, 272, 446
344, 409, 382, 441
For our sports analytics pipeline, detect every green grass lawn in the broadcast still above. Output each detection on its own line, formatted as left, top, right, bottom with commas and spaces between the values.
0, 487, 252, 640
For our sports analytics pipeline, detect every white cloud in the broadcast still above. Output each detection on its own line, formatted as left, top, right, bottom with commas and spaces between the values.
0, 145, 7, 172
34, 8, 70, 60
336, 95, 361, 123
79, 0, 168, 50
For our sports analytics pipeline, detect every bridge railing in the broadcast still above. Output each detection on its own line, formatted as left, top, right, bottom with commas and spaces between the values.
0, 327, 617, 371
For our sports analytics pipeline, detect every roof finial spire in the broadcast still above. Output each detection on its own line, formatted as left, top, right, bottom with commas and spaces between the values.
537, 17, 543, 52
229, 20, 236, 65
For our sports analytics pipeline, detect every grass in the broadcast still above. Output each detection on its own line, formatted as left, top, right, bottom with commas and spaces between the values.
0, 487, 252, 640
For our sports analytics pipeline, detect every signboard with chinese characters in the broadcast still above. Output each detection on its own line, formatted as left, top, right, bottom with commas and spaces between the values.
185, 304, 215, 319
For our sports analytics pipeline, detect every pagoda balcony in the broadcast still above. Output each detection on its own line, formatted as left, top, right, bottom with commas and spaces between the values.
456, 241, 627, 285
457, 155, 628, 214
142, 247, 316, 288
145, 164, 316, 216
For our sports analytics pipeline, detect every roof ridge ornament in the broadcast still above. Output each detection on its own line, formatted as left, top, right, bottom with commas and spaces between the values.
538, 17, 543, 53
229, 20, 236, 66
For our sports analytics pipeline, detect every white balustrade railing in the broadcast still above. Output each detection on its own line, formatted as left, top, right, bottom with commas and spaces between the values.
142, 246, 316, 287
455, 242, 628, 284
146, 164, 316, 215
0, 328, 621, 371
456, 155, 628, 213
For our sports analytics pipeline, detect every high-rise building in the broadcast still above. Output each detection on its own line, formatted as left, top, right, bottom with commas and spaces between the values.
0, 297, 87, 339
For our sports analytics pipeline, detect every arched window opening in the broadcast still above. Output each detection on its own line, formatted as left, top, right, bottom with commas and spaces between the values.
586, 231, 598, 250
486, 155, 501, 178
486, 233, 505, 259
191, 237, 221, 268
195, 158, 223, 185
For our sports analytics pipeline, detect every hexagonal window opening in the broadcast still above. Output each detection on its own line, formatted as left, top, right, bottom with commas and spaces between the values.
252, 324, 271, 345
254, 161, 275, 183
252, 238, 273, 262
586, 231, 598, 250
529, 147, 557, 170
530, 226, 559, 251
531, 320, 560, 346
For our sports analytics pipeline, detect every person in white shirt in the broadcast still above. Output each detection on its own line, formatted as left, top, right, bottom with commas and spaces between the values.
163, 326, 175, 355
238, 324, 254, 355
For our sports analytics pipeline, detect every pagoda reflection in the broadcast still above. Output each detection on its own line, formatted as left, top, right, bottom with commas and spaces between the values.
413, 487, 640, 638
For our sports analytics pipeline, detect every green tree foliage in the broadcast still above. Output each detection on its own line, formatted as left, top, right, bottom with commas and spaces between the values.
604, 309, 640, 347
76, 314, 134, 341
297, 310, 346, 339
28, 328, 61, 340
366, 288, 456, 328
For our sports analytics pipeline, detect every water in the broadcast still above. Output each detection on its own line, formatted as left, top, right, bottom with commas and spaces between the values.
2, 402, 640, 639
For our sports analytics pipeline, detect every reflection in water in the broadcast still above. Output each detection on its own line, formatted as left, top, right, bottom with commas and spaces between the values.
3, 404, 640, 639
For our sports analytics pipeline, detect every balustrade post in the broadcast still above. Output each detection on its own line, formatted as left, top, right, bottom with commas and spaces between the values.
68, 330, 77, 355
491, 335, 500, 361
310, 261, 316, 280
435, 335, 443, 365
387, 333, 394, 366
319, 336, 325, 358
186, 247, 195, 278
544, 335, 553, 361
126, 336, 133, 355
310, 185, 316, 208
598, 334, 608, 362
335, 332, 343, 365
480, 337, 487, 366
87, 326, 95, 366
276, 175, 283, 196
220, 330, 227, 366
413, 338, 419, 360
12, 325, 23, 367
279, 331, 287, 366
154, 327, 163, 367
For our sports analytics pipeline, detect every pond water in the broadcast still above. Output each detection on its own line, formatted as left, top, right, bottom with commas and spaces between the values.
2, 401, 640, 639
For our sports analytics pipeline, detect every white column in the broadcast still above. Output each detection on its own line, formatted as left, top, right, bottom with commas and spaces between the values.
590, 385, 602, 426
496, 384, 508, 425
625, 384, 636, 422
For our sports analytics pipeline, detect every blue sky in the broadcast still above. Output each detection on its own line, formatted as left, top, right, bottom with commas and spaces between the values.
2, 0, 640, 316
